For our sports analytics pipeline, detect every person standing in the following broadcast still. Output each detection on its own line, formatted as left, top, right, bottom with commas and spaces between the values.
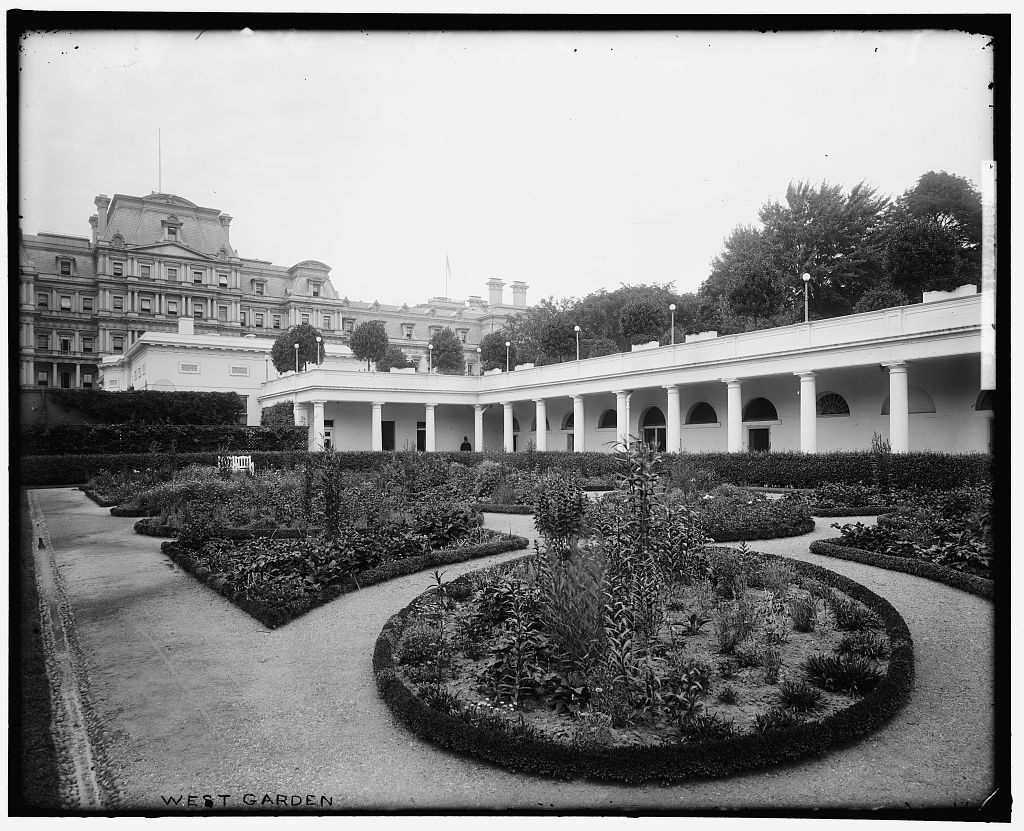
460, 436, 472, 451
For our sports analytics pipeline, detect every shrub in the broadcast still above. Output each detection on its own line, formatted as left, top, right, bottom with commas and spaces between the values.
20, 424, 307, 455
733, 643, 762, 668
716, 684, 738, 704
777, 680, 824, 712
754, 707, 803, 734
835, 632, 891, 660
261, 402, 295, 427
789, 594, 819, 632
398, 624, 441, 666
802, 653, 884, 694
679, 712, 738, 743
828, 597, 879, 632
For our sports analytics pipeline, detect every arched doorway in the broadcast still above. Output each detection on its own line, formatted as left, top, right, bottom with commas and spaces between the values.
640, 406, 666, 451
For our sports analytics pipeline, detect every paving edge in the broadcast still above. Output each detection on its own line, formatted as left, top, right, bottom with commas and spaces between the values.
28, 491, 118, 810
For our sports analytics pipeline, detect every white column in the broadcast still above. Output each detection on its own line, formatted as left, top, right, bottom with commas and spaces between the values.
887, 362, 910, 453
474, 404, 484, 452
534, 399, 547, 451
371, 402, 384, 451
312, 401, 326, 451
796, 371, 817, 453
425, 403, 436, 452
75, 363, 81, 388
664, 385, 681, 453
572, 395, 585, 452
502, 402, 515, 452
614, 390, 629, 450
725, 379, 743, 452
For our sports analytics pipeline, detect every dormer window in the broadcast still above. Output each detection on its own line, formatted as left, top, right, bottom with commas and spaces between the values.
254, 282, 265, 296
111, 234, 125, 249
311, 282, 321, 297
58, 258, 73, 276
402, 324, 414, 339
162, 215, 182, 242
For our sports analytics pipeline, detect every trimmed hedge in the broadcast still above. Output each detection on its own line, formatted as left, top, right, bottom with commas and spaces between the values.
134, 518, 321, 539
20, 451, 311, 486
809, 539, 993, 600
22, 448, 992, 491
705, 515, 814, 542
20, 424, 307, 456
44, 389, 245, 425
809, 505, 897, 517
470, 503, 535, 515
80, 487, 118, 508
162, 535, 529, 628
374, 549, 914, 783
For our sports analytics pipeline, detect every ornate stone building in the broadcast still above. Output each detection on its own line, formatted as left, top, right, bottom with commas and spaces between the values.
18, 191, 529, 392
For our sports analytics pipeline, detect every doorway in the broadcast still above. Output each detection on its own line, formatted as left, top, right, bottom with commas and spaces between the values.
416, 421, 426, 452
641, 406, 667, 452
323, 419, 334, 450
748, 428, 770, 451
382, 421, 396, 451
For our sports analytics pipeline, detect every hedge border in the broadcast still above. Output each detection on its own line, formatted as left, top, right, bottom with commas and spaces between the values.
471, 503, 535, 515
79, 487, 118, 508
809, 505, 897, 517
134, 518, 324, 539
161, 534, 529, 629
705, 515, 815, 542
808, 539, 993, 599
373, 549, 914, 783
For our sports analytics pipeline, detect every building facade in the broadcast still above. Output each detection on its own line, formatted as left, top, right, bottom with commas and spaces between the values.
18, 191, 530, 392
256, 291, 994, 455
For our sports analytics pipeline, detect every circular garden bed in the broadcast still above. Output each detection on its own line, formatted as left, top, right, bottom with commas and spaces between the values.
374, 548, 913, 782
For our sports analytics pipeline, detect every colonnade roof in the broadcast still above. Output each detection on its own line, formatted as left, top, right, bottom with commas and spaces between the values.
257, 294, 986, 408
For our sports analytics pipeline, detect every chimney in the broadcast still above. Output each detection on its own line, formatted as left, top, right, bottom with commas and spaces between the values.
219, 213, 232, 246
487, 278, 505, 306
89, 215, 98, 245
178, 318, 194, 336
510, 281, 529, 308
94, 195, 110, 237
467, 294, 483, 309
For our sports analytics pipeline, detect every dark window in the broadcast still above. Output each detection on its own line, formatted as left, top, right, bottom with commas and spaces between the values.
254, 283, 265, 296
112, 262, 124, 277
272, 316, 281, 329
598, 409, 617, 429
113, 296, 124, 311
193, 302, 204, 319
687, 402, 718, 424
83, 298, 94, 311
141, 298, 152, 314
561, 412, 574, 431
240, 312, 247, 326
743, 397, 778, 421
83, 373, 93, 389
816, 393, 850, 416
193, 271, 204, 284
37, 293, 48, 308
301, 314, 310, 325
59, 260, 72, 276
218, 274, 229, 288
749, 428, 771, 451
255, 314, 264, 327
168, 268, 178, 280
37, 371, 48, 386
312, 284, 320, 297
140, 265, 151, 279
112, 336, 124, 352
167, 301, 178, 315
59, 337, 72, 354
167, 226, 177, 239
59, 371, 72, 389
641, 407, 667, 452
416, 421, 426, 452
36, 333, 48, 350
83, 338, 93, 354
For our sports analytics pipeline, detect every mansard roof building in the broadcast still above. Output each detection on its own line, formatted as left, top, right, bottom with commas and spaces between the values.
18, 191, 529, 391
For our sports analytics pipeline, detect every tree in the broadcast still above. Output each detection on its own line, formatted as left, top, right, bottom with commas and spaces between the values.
270, 323, 323, 374
429, 327, 466, 375
479, 330, 516, 371
879, 218, 970, 300
536, 314, 578, 364
349, 320, 389, 371
582, 337, 619, 358
376, 343, 416, 372
852, 283, 910, 313
619, 298, 667, 345
898, 170, 982, 249
261, 401, 295, 426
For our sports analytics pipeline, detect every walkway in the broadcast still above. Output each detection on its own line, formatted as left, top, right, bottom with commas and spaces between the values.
29, 489, 994, 811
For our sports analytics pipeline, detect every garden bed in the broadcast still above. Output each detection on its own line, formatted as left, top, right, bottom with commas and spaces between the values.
80, 487, 119, 508
134, 518, 322, 539
471, 503, 535, 515
162, 530, 529, 628
374, 548, 914, 783
809, 539, 993, 600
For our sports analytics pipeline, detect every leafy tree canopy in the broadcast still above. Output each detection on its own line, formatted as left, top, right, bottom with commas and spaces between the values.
479, 330, 517, 371
377, 342, 416, 372
349, 320, 389, 371
429, 327, 466, 375
270, 323, 324, 374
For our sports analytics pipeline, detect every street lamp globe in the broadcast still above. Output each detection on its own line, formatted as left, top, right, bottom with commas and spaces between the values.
293, 342, 300, 373
505, 341, 511, 373
669, 303, 677, 346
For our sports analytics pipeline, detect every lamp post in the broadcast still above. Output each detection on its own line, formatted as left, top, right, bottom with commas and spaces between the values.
669, 303, 676, 345
315, 335, 322, 365
574, 325, 581, 361
476, 346, 482, 376
505, 341, 511, 373
293, 342, 299, 373
802, 272, 811, 323
428, 343, 433, 373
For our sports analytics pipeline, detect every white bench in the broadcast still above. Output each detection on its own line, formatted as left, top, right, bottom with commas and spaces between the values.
218, 454, 255, 475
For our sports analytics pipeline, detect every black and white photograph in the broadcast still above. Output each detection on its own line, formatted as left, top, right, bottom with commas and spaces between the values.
9, 10, 1009, 820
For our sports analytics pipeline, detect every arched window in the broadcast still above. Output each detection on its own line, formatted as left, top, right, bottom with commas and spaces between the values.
561, 412, 574, 431
975, 390, 994, 411
512, 417, 521, 433
598, 409, 617, 429
686, 402, 718, 424
816, 392, 850, 416
881, 386, 936, 415
111, 234, 125, 249
640, 406, 667, 451
529, 416, 551, 432
743, 397, 778, 421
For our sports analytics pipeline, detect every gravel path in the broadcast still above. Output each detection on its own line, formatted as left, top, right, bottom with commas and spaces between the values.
32, 491, 994, 811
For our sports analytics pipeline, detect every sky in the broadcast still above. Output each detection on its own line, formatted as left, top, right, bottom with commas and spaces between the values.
18, 26, 993, 307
